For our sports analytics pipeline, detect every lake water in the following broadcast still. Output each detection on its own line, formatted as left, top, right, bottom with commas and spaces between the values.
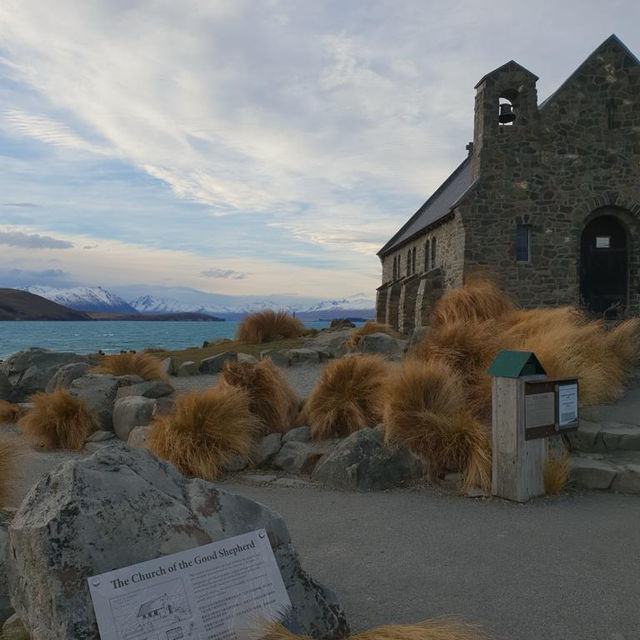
0, 320, 347, 359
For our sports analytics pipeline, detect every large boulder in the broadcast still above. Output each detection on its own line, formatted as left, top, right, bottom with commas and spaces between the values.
355, 333, 404, 359
115, 380, 174, 400
0, 372, 11, 401
199, 351, 237, 374
112, 396, 156, 441
45, 362, 91, 393
69, 374, 141, 431
7, 447, 348, 640
0, 515, 12, 625
313, 428, 425, 491
4, 350, 89, 402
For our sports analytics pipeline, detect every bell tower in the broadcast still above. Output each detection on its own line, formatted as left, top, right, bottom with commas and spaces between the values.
471, 60, 539, 180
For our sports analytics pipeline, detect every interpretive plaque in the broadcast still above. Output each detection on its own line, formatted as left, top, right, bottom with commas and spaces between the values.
88, 529, 291, 640
558, 382, 579, 427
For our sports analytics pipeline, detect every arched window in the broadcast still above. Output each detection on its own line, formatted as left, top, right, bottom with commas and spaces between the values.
431, 237, 437, 267
412, 247, 417, 275
425, 239, 430, 271
392, 256, 396, 280
397, 255, 401, 279
406, 250, 411, 277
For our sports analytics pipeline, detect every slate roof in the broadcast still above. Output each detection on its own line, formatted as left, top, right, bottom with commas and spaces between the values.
378, 157, 475, 256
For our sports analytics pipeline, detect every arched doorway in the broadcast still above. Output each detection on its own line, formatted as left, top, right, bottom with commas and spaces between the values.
580, 214, 628, 314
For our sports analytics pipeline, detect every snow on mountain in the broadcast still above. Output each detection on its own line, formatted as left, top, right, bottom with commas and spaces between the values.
24, 286, 138, 314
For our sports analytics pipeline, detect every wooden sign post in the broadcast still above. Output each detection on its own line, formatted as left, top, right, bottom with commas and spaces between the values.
488, 351, 578, 503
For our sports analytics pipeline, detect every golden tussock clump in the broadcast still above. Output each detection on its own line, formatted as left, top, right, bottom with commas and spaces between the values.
258, 619, 490, 640
543, 456, 570, 496
345, 321, 396, 352
305, 355, 390, 439
235, 310, 305, 344
18, 389, 96, 450
498, 307, 586, 343
383, 359, 491, 492
0, 400, 21, 424
93, 352, 169, 381
429, 276, 514, 331
148, 385, 260, 481
220, 358, 300, 434
602, 318, 640, 373
0, 438, 22, 506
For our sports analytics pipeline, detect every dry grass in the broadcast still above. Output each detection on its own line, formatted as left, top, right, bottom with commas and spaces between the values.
259, 620, 490, 640
305, 355, 390, 439
220, 358, 300, 434
0, 400, 21, 424
383, 359, 491, 492
346, 321, 397, 351
93, 351, 169, 381
18, 389, 95, 450
603, 318, 640, 373
0, 437, 22, 506
543, 455, 570, 495
429, 276, 514, 330
148, 385, 260, 481
235, 310, 305, 344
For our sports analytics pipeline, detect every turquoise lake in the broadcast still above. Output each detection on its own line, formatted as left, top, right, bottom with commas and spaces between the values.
0, 320, 346, 359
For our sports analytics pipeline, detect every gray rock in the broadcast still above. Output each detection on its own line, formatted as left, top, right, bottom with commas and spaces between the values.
85, 440, 125, 453
7, 350, 89, 402
260, 350, 291, 367
237, 352, 259, 364
69, 374, 132, 431
610, 464, 640, 493
0, 372, 12, 401
288, 349, 321, 365
127, 425, 151, 450
599, 424, 640, 452
569, 456, 617, 489
0, 515, 12, 625
273, 441, 327, 474
565, 419, 601, 451
223, 454, 248, 472
113, 396, 156, 441
329, 319, 355, 329
355, 333, 404, 359
116, 380, 174, 400
160, 357, 174, 377
7, 447, 348, 640
1, 347, 47, 382
152, 396, 176, 418
45, 362, 91, 393
177, 361, 198, 377
1, 614, 27, 639
312, 428, 425, 491
255, 433, 283, 467
199, 351, 237, 374
85, 430, 115, 443
283, 426, 311, 444
407, 326, 430, 351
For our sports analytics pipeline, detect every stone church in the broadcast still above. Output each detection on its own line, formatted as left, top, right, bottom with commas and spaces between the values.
376, 35, 640, 332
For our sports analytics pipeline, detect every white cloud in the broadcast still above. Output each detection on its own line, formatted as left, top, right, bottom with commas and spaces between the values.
0, 228, 73, 249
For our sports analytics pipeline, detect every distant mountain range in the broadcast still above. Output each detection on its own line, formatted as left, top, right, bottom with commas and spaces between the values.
0, 289, 91, 321
20, 285, 375, 320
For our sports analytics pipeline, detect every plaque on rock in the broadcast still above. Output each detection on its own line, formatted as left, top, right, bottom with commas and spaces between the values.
88, 529, 291, 640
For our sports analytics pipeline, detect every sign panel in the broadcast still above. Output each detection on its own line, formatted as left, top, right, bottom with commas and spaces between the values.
88, 529, 291, 640
596, 236, 610, 249
558, 382, 579, 427
525, 391, 555, 429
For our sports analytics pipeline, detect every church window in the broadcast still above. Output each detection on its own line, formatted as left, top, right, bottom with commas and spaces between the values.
412, 247, 417, 275
425, 239, 430, 271
607, 99, 619, 130
431, 237, 437, 267
516, 224, 531, 262
406, 250, 411, 277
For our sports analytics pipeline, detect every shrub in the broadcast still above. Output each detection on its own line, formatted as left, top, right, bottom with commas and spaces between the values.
0, 438, 21, 506
148, 385, 260, 481
429, 276, 514, 330
543, 456, 570, 496
0, 400, 21, 424
220, 358, 300, 434
383, 359, 491, 492
259, 620, 489, 640
18, 389, 95, 450
345, 321, 395, 351
93, 352, 169, 381
235, 310, 305, 344
305, 355, 389, 439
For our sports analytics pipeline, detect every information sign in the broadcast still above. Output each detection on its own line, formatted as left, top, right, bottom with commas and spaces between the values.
88, 529, 291, 640
557, 382, 579, 427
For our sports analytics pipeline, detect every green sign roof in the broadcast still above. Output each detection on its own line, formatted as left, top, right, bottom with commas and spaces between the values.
487, 350, 546, 378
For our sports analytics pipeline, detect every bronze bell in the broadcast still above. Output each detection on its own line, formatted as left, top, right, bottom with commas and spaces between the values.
498, 102, 516, 124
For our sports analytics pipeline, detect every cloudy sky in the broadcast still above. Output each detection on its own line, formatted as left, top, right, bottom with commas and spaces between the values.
0, 1, 638, 299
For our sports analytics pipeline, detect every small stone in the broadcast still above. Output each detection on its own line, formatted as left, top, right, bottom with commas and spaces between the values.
282, 426, 311, 443
199, 351, 237, 374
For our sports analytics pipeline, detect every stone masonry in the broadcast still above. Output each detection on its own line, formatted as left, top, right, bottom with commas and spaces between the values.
377, 35, 640, 331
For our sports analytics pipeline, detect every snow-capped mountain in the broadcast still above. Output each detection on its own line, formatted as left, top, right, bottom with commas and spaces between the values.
23, 286, 138, 314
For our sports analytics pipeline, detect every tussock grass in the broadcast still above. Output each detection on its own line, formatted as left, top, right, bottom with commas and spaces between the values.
383, 359, 491, 492
544, 455, 570, 495
305, 355, 390, 439
235, 310, 305, 344
259, 619, 490, 640
93, 352, 169, 381
0, 400, 21, 424
346, 321, 396, 351
18, 389, 95, 450
603, 318, 640, 373
429, 276, 514, 330
148, 385, 260, 481
220, 358, 300, 434
0, 437, 22, 506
